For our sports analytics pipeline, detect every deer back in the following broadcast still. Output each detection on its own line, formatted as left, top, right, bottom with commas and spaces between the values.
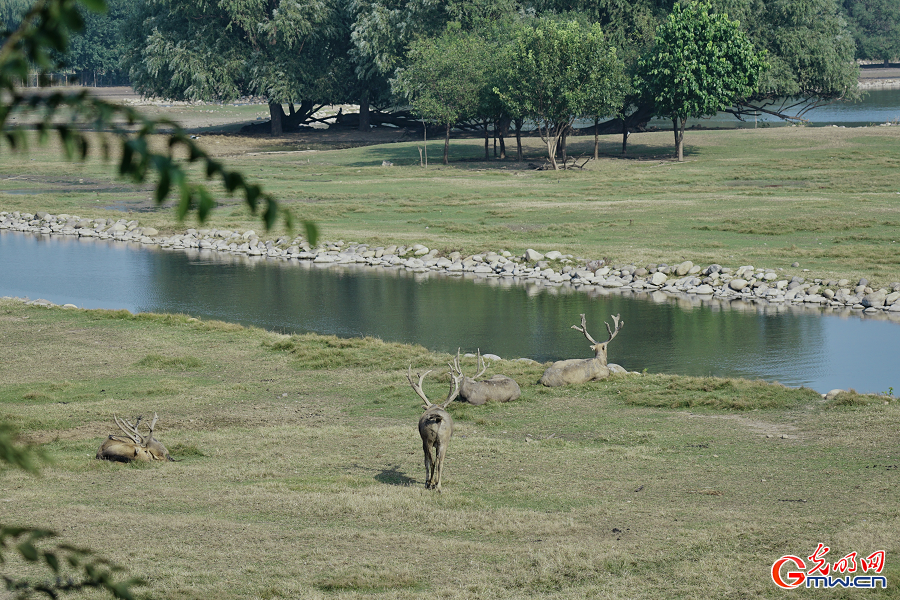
459, 375, 521, 405
418, 405, 454, 445
539, 357, 610, 387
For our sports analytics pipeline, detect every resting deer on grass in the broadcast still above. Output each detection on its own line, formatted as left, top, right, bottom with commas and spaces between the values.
96, 413, 173, 462
539, 314, 624, 387
451, 349, 520, 405
407, 366, 458, 491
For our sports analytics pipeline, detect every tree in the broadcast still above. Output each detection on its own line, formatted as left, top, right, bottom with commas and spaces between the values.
391, 27, 489, 164
349, 0, 452, 132
841, 0, 900, 64
123, 0, 348, 135
496, 19, 626, 170
697, 0, 859, 122
637, 1, 766, 161
65, 0, 131, 85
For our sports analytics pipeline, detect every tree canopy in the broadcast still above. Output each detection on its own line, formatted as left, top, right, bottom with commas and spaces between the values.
496, 19, 626, 169
841, 0, 900, 64
391, 26, 492, 164
637, 1, 766, 160
123, 0, 349, 134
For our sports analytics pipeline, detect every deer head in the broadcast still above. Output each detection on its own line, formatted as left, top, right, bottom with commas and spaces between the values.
572, 313, 623, 366
407, 366, 458, 490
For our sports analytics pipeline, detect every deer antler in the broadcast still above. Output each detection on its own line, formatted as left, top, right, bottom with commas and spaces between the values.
113, 415, 143, 444
441, 367, 461, 408
451, 349, 488, 381
605, 314, 623, 343
473, 349, 488, 379
143, 413, 159, 443
407, 365, 435, 407
571, 314, 599, 345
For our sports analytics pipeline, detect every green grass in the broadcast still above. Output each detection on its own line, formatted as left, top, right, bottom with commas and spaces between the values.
1, 300, 898, 599
3, 108, 900, 598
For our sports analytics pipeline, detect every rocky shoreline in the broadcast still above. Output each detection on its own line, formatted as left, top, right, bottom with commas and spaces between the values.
4, 210, 900, 322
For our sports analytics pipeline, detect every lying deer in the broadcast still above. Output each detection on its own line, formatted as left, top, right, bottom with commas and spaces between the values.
539, 314, 624, 387
96, 413, 173, 462
451, 349, 520, 405
407, 366, 458, 491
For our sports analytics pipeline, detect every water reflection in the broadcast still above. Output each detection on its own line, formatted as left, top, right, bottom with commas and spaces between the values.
2, 230, 898, 393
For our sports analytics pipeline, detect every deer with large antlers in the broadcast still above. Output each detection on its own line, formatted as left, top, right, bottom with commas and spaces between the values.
96, 413, 173, 462
407, 366, 458, 491
451, 349, 521, 405
539, 314, 624, 387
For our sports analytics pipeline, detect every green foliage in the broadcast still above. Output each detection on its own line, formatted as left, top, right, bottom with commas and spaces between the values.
754, 0, 859, 100
391, 26, 494, 163
1, 526, 142, 599
123, 0, 344, 107
495, 19, 627, 169
841, 0, 900, 63
0, 0, 318, 240
65, 0, 131, 83
637, 1, 766, 159
0, 422, 45, 475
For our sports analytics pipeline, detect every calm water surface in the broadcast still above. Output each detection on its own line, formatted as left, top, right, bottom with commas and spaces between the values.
1, 231, 898, 394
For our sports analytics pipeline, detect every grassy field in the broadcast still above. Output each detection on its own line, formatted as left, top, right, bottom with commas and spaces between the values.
1, 116, 900, 286
1, 299, 897, 599
2, 103, 900, 598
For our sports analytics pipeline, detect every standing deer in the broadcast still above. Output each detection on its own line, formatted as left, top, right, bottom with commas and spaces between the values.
407, 366, 458, 491
96, 413, 173, 462
451, 349, 521, 405
539, 314, 624, 387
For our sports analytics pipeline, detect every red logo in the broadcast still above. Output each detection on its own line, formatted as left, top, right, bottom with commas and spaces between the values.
772, 546, 886, 589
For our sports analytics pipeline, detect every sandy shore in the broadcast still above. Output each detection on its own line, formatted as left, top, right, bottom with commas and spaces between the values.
858, 63, 900, 88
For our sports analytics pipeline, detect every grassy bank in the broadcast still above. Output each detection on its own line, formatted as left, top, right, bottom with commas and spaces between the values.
1, 299, 898, 599
1, 123, 900, 286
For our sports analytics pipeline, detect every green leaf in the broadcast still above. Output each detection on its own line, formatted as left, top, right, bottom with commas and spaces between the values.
155, 168, 171, 204
263, 197, 278, 229
17, 541, 38, 561
43, 550, 60, 573
197, 187, 215, 222
303, 221, 319, 247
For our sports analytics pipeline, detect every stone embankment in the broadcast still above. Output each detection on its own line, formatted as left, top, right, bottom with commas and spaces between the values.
4, 210, 900, 317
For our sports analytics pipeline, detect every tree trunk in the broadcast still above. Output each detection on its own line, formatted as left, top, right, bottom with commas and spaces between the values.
498, 116, 510, 160
443, 123, 450, 165
359, 90, 370, 132
546, 124, 560, 170
594, 117, 599, 160
484, 119, 490, 160
269, 103, 284, 135
673, 116, 686, 162
515, 118, 523, 161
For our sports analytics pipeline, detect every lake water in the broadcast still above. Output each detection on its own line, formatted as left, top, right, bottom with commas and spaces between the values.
654, 88, 900, 128
2, 230, 898, 395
